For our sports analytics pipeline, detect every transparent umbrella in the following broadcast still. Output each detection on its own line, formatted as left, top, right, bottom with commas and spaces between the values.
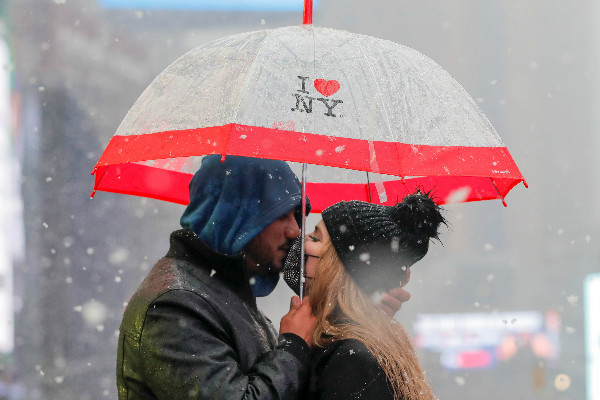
91, 6, 525, 209
90, 0, 526, 296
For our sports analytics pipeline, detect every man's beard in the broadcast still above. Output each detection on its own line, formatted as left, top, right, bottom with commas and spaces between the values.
244, 241, 282, 276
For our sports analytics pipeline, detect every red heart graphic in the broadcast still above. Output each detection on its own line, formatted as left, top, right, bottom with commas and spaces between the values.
314, 79, 340, 97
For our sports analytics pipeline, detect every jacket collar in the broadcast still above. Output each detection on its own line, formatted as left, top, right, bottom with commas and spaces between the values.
167, 229, 251, 290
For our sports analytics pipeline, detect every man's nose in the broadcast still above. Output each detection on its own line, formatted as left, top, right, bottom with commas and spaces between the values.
284, 212, 301, 238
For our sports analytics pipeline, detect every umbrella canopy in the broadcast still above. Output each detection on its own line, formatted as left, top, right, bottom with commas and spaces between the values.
91, 24, 526, 211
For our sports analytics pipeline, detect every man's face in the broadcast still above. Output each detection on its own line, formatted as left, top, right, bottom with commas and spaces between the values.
244, 210, 301, 275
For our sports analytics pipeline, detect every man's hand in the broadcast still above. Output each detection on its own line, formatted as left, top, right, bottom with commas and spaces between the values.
377, 287, 411, 317
280, 296, 316, 347
376, 269, 412, 318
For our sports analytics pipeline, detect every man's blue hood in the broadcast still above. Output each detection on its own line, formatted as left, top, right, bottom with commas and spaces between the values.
180, 155, 309, 255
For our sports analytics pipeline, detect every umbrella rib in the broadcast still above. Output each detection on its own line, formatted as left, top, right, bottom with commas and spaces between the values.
366, 172, 373, 203
229, 30, 272, 124
490, 177, 508, 207
356, 38, 395, 140
311, 25, 316, 136
298, 27, 317, 299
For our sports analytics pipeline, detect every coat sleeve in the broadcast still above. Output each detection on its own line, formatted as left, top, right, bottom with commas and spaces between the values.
138, 289, 311, 400
314, 340, 395, 400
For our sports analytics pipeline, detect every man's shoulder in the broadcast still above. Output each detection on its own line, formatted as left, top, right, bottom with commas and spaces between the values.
119, 256, 206, 324
126, 249, 250, 318
119, 229, 254, 335
140, 254, 208, 293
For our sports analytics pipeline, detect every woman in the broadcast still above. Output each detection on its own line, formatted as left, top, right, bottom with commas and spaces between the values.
282, 190, 445, 400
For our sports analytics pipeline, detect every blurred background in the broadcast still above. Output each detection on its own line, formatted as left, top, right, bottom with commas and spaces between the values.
1, 0, 599, 398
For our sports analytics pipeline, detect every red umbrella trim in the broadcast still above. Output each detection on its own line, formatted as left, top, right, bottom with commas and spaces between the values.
91, 123, 526, 208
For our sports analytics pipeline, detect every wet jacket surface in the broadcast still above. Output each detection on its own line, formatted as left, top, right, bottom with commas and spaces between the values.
308, 339, 395, 400
116, 229, 311, 400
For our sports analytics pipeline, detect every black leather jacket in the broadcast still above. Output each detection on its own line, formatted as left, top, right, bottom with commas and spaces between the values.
117, 229, 311, 400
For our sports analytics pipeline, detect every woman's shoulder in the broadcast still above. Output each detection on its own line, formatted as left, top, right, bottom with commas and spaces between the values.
312, 338, 381, 372
321, 339, 376, 363
310, 339, 394, 400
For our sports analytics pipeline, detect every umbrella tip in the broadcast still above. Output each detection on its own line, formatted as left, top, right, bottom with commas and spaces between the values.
303, 0, 313, 25
502, 199, 507, 207
523, 179, 529, 189
90, 189, 96, 199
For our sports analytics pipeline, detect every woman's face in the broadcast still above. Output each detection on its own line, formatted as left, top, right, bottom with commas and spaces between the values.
303, 220, 330, 288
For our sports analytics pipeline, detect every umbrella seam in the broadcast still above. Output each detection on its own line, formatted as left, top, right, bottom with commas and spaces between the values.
355, 36, 396, 144
229, 29, 273, 124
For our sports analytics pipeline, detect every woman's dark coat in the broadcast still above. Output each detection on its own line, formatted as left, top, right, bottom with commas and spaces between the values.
308, 339, 395, 400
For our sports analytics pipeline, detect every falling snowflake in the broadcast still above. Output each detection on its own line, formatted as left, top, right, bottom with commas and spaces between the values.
455, 376, 466, 386
109, 247, 129, 265
445, 187, 471, 204
565, 326, 576, 334
566, 295, 578, 307
554, 373, 571, 391
81, 300, 108, 326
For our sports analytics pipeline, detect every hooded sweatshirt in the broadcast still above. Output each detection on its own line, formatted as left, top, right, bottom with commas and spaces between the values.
180, 154, 309, 254
116, 156, 313, 400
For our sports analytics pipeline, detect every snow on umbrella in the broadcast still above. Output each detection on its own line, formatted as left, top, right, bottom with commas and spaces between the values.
92, 0, 527, 207
91, 14, 525, 210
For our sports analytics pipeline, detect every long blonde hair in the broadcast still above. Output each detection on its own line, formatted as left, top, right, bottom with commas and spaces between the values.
310, 242, 436, 400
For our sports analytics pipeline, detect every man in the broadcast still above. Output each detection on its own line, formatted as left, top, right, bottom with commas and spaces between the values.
117, 155, 315, 400
116, 155, 410, 400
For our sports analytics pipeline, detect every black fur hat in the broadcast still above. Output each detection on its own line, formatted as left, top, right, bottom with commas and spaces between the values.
321, 190, 445, 295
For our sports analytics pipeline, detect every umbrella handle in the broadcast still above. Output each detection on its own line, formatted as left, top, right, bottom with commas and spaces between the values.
303, 0, 313, 25
299, 163, 308, 302
366, 172, 372, 203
